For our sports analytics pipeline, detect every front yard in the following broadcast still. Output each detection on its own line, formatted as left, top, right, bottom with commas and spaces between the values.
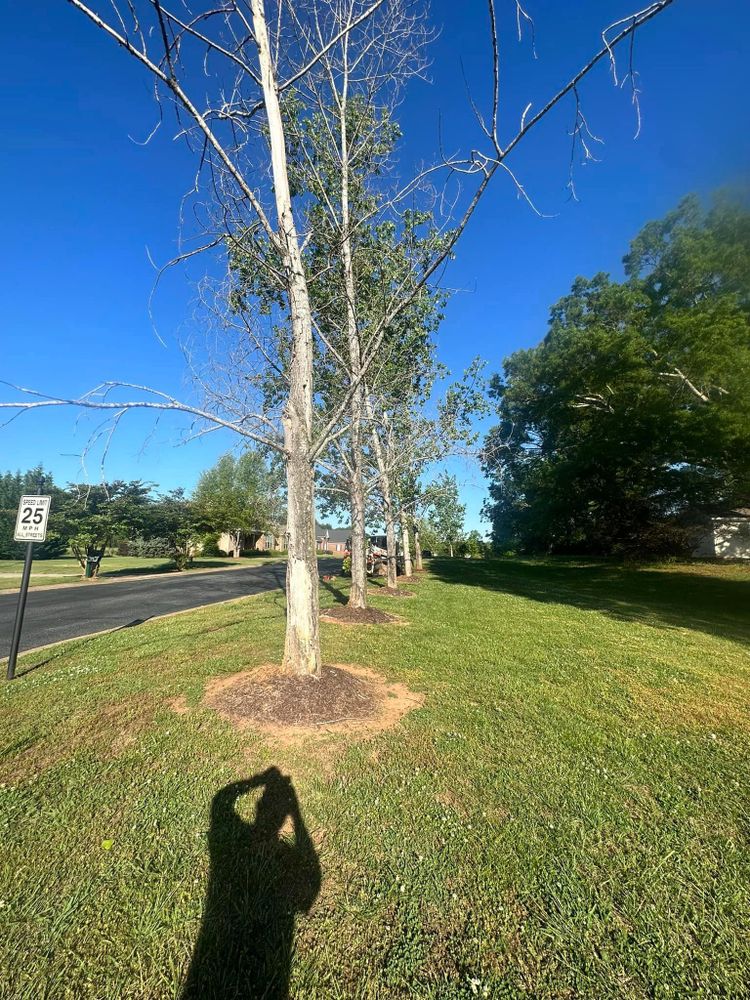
0, 558, 748, 998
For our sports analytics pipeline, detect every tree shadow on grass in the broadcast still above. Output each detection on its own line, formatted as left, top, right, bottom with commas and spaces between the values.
319, 575, 347, 605
430, 557, 750, 647
182, 768, 321, 1000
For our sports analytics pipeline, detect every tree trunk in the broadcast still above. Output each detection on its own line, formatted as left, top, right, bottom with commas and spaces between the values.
253, 0, 320, 677
348, 461, 368, 608
365, 399, 398, 591
399, 510, 413, 578
381, 479, 398, 591
449, 541, 454, 558
414, 521, 423, 571
339, 72, 368, 612
283, 417, 321, 677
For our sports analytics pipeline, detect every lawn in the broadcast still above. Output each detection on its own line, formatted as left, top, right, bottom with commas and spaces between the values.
0, 558, 748, 998
0, 553, 286, 590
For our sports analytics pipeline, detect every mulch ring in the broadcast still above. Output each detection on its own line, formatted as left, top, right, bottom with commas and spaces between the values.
396, 575, 421, 585
368, 586, 415, 598
320, 605, 400, 625
202, 662, 424, 739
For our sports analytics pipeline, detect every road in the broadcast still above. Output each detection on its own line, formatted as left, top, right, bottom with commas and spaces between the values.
0, 558, 340, 656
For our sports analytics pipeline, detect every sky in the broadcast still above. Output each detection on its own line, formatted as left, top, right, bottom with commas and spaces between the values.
1, 1, 748, 533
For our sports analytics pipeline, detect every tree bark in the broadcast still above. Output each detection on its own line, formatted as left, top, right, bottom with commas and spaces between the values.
253, 0, 320, 677
384, 490, 398, 591
399, 510, 412, 578
339, 64, 368, 611
413, 521, 423, 571
348, 463, 368, 607
365, 398, 398, 590
283, 412, 320, 676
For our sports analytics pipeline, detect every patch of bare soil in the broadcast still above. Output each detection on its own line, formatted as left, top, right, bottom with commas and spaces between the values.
397, 575, 421, 585
368, 587, 414, 598
202, 663, 424, 740
320, 605, 398, 625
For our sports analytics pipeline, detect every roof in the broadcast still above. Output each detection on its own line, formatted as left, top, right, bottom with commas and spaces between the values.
316, 523, 350, 543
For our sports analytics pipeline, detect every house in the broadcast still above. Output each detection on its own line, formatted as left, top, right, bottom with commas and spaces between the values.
217, 522, 352, 555
316, 524, 350, 554
217, 525, 287, 555
692, 510, 750, 560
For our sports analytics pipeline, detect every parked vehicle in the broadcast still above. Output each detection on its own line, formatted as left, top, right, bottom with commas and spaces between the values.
344, 535, 403, 575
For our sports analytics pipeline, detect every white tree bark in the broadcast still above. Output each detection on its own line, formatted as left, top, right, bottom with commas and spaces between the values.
252, 0, 320, 676
399, 510, 413, 578
414, 521, 423, 571
339, 60, 369, 611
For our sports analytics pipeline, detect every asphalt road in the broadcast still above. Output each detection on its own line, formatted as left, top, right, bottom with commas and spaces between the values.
0, 559, 340, 656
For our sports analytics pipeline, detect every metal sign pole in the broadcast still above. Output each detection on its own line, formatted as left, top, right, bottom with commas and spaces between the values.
6, 541, 34, 681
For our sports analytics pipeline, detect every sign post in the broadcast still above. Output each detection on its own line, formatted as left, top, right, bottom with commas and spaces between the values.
6, 494, 52, 681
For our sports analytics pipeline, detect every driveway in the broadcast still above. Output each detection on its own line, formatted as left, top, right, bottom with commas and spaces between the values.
0, 558, 341, 656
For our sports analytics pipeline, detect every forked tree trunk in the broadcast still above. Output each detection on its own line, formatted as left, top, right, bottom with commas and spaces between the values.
399, 510, 413, 578
414, 521, 423, 571
253, 0, 320, 676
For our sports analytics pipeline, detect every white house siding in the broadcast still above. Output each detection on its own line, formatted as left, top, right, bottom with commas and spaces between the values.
692, 517, 750, 559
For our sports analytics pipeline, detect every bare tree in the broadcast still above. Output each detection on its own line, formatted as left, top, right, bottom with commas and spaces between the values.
1, 0, 680, 676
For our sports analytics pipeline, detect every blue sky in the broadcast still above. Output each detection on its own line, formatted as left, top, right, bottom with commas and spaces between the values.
2, 1, 748, 532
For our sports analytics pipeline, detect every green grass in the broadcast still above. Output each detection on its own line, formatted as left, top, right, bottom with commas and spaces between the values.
0, 553, 286, 590
1, 557, 748, 998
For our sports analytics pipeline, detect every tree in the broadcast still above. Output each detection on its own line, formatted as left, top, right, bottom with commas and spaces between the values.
142, 489, 198, 570
483, 195, 750, 556
428, 474, 466, 557
193, 451, 282, 558
0, 466, 67, 559
2, 0, 682, 674
456, 530, 489, 558
59, 481, 152, 576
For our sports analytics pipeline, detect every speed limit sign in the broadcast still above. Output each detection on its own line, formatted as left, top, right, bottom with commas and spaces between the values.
14, 495, 52, 543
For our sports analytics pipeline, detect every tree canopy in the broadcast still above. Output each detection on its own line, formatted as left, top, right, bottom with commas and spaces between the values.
483, 195, 750, 557
193, 450, 283, 555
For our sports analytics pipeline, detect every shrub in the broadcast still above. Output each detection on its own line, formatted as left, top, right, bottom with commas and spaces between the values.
200, 534, 222, 557
120, 536, 174, 559
342, 555, 352, 576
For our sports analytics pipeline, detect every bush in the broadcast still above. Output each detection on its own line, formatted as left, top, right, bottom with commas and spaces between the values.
119, 536, 174, 559
200, 534, 222, 557
341, 555, 352, 576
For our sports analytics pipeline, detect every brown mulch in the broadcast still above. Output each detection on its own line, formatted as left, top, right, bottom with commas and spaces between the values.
208, 664, 374, 727
397, 575, 421, 584
320, 605, 397, 625
368, 587, 415, 598
201, 662, 425, 739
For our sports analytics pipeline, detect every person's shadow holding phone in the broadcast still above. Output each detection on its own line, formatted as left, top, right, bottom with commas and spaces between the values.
182, 768, 321, 999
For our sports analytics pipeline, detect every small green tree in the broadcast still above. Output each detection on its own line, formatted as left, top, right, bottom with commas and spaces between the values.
456, 530, 488, 558
428, 474, 466, 558
142, 489, 198, 570
59, 481, 152, 577
193, 451, 283, 557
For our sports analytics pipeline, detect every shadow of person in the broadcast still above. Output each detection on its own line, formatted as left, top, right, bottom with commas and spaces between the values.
181, 768, 321, 1000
